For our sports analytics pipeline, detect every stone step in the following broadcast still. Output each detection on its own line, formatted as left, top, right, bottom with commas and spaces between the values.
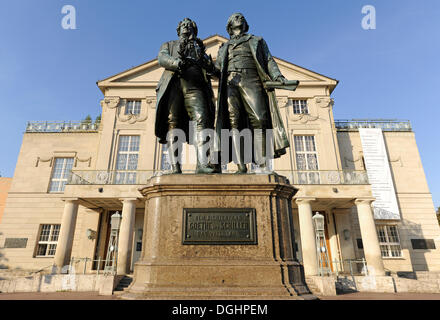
120, 292, 317, 300
114, 276, 133, 292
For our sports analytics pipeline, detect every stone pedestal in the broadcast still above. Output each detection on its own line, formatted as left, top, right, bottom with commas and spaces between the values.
127, 174, 313, 299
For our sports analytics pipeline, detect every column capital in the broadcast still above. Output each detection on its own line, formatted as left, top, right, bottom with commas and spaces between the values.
354, 197, 375, 206
295, 197, 316, 205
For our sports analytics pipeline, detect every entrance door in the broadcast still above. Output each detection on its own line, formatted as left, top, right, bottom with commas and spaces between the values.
93, 211, 113, 271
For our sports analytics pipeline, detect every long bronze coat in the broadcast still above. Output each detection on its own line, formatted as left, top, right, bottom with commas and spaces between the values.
215, 34, 290, 158
155, 39, 216, 144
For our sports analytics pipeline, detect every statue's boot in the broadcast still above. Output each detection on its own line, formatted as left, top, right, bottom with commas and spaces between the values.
231, 131, 247, 174
209, 162, 222, 173
254, 130, 270, 174
167, 141, 182, 174
195, 133, 215, 174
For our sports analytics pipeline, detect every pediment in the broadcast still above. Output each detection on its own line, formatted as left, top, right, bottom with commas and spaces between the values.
97, 34, 338, 93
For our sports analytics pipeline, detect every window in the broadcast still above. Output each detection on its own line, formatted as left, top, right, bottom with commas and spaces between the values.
376, 225, 402, 258
293, 100, 308, 114
125, 100, 141, 115
115, 136, 140, 184
294, 136, 319, 183
35, 224, 60, 257
49, 158, 74, 192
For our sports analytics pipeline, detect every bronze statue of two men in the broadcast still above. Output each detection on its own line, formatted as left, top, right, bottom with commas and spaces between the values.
155, 13, 293, 174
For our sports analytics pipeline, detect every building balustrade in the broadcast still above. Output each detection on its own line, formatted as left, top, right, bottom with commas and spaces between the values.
26, 119, 411, 133
276, 170, 368, 185
67, 169, 368, 185
26, 121, 101, 133
335, 119, 411, 131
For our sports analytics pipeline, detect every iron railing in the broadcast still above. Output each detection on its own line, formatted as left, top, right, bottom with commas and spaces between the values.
67, 169, 368, 185
335, 119, 411, 131
26, 121, 101, 133
68, 257, 116, 275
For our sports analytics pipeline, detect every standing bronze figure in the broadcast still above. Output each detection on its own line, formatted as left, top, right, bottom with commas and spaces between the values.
155, 18, 217, 174
215, 13, 292, 173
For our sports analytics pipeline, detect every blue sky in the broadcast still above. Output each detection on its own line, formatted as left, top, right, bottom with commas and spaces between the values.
0, 1, 439, 207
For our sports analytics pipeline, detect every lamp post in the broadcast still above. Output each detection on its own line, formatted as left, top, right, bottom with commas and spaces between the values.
312, 212, 325, 237
104, 211, 122, 273
111, 211, 122, 231
312, 212, 331, 276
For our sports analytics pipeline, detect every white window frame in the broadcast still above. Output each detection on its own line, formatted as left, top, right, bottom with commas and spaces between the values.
125, 100, 141, 115
294, 135, 320, 184
49, 157, 74, 193
114, 135, 140, 184
376, 224, 402, 258
292, 99, 309, 114
35, 224, 61, 257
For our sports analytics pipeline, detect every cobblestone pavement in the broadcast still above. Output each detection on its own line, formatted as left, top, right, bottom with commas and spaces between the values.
318, 292, 440, 300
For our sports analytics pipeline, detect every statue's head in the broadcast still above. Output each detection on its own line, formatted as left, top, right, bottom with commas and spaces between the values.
177, 18, 198, 39
226, 13, 249, 36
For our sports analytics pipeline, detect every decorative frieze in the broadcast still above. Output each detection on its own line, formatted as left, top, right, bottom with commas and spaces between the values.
100, 96, 120, 109
35, 152, 91, 168
116, 99, 149, 124
314, 96, 334, 109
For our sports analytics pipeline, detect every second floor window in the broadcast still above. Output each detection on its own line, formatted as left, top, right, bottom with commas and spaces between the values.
294, 136, 318, 170
49, 157, 74, 192
115, 135, 140, 183
125, 101, 141, 115
294, 136, 319, 183
293, 100, 308, 114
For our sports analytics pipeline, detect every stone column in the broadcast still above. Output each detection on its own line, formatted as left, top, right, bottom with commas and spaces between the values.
355, 198, 385, 276
296, 197, 318, 276
117, 198, 137, 275
54, 199, 79, 270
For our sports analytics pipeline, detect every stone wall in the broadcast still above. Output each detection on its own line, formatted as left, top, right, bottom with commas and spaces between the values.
0, 273, 120, 295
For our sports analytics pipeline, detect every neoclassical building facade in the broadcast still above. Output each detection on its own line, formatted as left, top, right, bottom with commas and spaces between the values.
0, 35, 439, 278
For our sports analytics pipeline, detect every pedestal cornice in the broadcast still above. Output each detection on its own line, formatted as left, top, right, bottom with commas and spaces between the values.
138, 174, 298, 199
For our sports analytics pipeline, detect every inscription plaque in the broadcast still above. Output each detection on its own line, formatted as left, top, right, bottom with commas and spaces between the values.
182, 208, 257, 245
4, 238, 28, 248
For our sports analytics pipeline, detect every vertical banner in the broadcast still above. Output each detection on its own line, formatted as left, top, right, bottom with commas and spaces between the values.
359, 128, 400, 220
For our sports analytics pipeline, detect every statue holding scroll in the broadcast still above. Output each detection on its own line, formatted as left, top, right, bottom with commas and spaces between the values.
214, 13, 298, 173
